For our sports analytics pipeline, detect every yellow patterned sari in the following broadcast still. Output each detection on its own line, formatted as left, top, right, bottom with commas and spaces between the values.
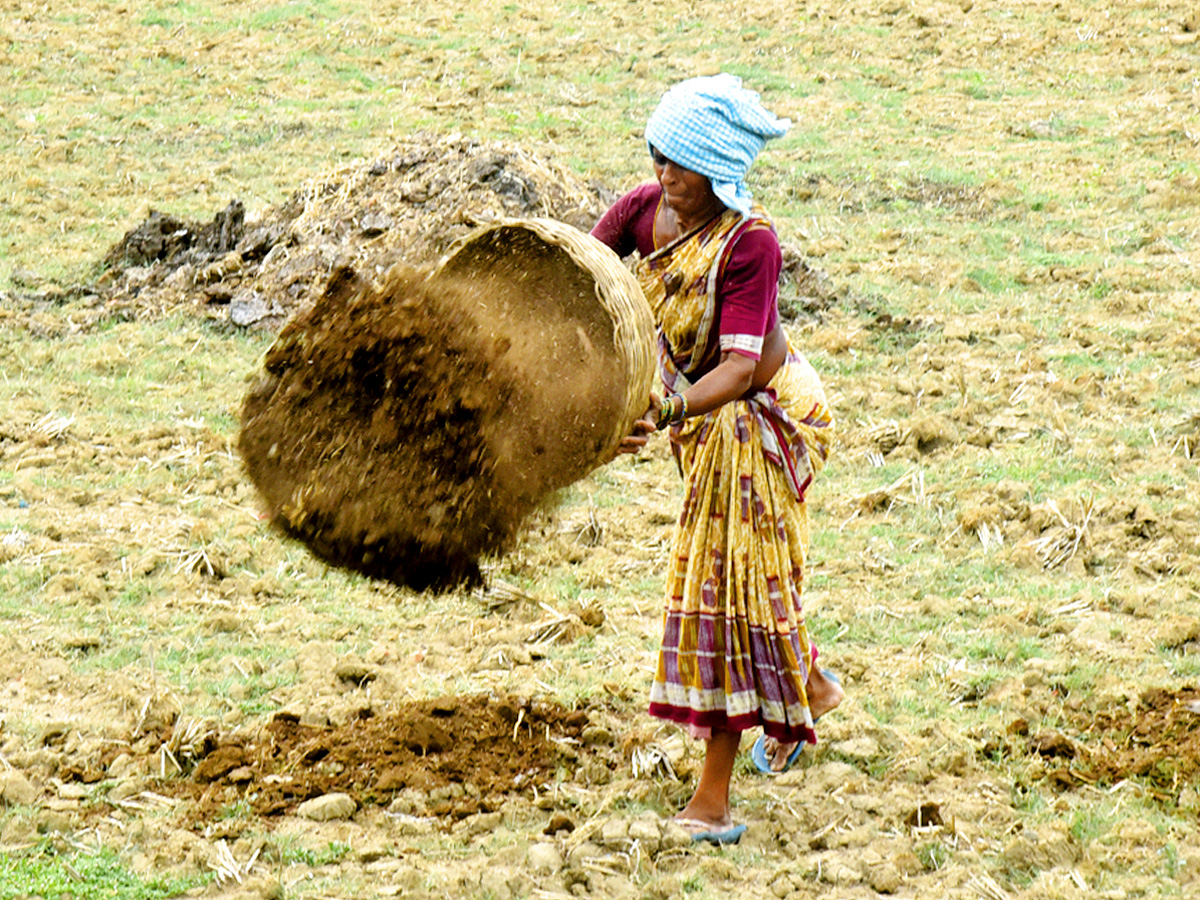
642, 206, 834, 743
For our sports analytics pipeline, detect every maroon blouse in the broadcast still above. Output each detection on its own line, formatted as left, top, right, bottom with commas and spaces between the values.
591, 182, 781, 363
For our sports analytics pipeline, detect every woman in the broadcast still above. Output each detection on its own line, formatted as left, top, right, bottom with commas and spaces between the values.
593, 74, 843, 843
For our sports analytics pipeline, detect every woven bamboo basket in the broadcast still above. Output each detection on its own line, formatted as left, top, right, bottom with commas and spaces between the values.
434, 217, 656, 456
239, 217, 655, 591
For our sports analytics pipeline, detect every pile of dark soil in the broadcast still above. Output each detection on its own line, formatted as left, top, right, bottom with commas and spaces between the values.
1001, 687, 1200, 795
91, 132, 839, 330
98, 133, 616, 327
102, 199, 246, 270
163, 694, 591, 822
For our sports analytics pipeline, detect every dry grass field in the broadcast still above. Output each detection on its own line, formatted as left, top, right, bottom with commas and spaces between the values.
2, 1, 1199, 898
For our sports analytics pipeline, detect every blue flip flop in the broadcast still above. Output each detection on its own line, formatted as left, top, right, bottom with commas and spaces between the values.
751, 670, 840, 775
677, 819, 748, 846
750, 734, 803, 774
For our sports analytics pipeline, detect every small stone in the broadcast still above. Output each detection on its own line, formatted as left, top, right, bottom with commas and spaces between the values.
230, 290, 268, 326
297, 792, 357, 821
359, 213, 393, 236
527, 841, 564, 873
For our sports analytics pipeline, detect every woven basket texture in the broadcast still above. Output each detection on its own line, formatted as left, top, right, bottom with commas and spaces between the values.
434, 217, 655, 460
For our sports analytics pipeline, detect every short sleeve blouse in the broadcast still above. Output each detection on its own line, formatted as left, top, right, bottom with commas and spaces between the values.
591, 182, 780, 363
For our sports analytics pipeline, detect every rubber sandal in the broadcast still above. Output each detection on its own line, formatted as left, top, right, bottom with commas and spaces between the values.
751, 670, 841, 774
675, 818, 748, 846
751, 734, 803, 774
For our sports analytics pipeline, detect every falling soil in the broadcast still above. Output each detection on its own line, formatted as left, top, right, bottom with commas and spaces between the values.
238, 250, 626, 591
153, 695, 590, 823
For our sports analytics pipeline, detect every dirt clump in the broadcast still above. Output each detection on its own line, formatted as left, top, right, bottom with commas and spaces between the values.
103, 200, 246, 270
1072, 687, 1200, 791
159, 694, 591, 823
238, 249, 627, 591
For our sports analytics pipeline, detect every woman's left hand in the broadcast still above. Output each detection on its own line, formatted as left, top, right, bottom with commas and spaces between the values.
615, 394, 662, 455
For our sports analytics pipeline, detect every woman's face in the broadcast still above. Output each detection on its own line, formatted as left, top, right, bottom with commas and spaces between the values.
651, 146, 723, 222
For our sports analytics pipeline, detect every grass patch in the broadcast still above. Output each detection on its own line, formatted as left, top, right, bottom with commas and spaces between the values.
0, 846, 207, 900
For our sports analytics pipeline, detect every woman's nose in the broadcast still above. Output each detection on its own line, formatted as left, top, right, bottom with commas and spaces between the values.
660, 161, 684, 182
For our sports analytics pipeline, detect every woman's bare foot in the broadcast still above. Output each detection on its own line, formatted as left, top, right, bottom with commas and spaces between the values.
807, 668, 845, 720
674, 808, 733, 831
759, 736, 800, 772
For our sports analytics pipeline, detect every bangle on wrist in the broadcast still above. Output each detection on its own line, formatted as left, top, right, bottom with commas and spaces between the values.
676, 393, 689, 421
657, 395, 675, 428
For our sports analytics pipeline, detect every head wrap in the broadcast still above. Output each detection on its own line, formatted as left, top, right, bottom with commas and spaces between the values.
644, 73, 790, 217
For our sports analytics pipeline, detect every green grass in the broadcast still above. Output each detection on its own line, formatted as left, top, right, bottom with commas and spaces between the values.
0, 847, 207, 900
279, 839, 354, 867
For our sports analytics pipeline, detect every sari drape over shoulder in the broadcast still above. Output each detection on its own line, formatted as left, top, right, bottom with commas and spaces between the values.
641, 207, 834, 744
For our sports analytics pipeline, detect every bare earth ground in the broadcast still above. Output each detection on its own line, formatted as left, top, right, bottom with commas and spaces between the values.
2, 1, 1200, 899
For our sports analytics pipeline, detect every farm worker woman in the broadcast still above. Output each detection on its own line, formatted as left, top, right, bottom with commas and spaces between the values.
593, 73, 843, 843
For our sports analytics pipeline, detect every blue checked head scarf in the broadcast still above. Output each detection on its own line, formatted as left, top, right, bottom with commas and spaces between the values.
644, 73, 790, 217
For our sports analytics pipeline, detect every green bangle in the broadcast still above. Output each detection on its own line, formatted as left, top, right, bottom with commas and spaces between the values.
658, 396, 675, 427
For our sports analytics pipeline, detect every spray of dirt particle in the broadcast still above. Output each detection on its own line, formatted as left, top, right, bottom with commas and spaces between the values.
238, 248, 626, 591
